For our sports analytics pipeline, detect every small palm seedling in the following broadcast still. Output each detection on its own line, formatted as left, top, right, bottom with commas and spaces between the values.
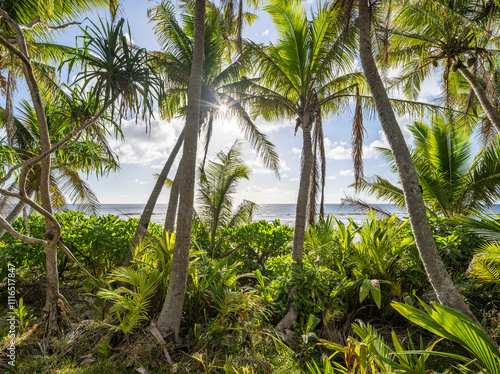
13, 298, 30, 334
97, 267, 160, 341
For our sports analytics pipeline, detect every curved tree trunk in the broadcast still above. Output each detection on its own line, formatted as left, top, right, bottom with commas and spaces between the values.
157, 0, 206, 342
276, 124, 313, 332
358, 0, 478, 323
0, 200, 26, 238
164, 167, 181, 235
122, 130, 184, 267
456, 61, 500, 133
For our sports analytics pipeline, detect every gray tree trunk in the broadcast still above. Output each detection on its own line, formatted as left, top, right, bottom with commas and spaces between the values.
164, 167, 181, 235
0, 200, 26, 238
276, 124, 313, 332
122, 130, 184, 267
457, 61, 500, 133
358, 0, 478, 323
156, 0, 206, 341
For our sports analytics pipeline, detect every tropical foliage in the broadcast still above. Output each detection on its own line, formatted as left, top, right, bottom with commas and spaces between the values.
353, 117, 500, 217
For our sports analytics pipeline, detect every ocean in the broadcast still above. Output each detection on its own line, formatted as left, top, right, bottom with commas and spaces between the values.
94, 203, 409, 226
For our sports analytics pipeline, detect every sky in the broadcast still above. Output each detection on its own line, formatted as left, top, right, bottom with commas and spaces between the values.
4, 1, 445, 205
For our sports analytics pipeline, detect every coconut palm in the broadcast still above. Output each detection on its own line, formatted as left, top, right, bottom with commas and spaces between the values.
156, 0, 206, 341
123, 0, 278, 268
348, 0, 481, 324
148, 0, 278, 173
388, 0, 500, 132
196, 141, 257, 254
351, 117, 500, 217
241, 0, 361, 329
0, 98, 119, 234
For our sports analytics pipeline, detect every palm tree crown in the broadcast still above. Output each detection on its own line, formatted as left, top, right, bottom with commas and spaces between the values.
356, 116, 500, 217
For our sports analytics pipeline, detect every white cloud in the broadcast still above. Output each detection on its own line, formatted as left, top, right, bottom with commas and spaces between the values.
256, 119, 294, 133
326, 175, 337, 180
338, 169, 354, 176
261, 29, 270, 37
245, 158, 290, 174
110, 115, 183, 166
134, 179, 149, 185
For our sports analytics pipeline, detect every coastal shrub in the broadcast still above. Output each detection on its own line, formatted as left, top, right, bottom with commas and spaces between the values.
303, 213, 423, 322
224, 220, 293, 272
0, 210, 162, 279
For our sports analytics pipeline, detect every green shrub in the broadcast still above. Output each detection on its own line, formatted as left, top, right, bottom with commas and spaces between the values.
0, 210, 163, 279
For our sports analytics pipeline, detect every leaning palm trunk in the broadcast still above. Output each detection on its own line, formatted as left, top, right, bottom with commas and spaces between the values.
157, 0, 206, 341
276, 124, 314, 331
122, 130, 184, 267
358, 0, 479, 323
455, 60, 500, 133
164, 167, 181, 235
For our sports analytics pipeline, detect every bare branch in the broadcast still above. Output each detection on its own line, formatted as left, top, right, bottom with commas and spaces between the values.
0, 216, 47, 246
0, 35, 31, 66
0, 188, 61, 234
18, 16, 81, 31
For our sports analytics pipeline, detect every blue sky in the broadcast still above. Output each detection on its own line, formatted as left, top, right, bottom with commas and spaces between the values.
6, 1, 444, 205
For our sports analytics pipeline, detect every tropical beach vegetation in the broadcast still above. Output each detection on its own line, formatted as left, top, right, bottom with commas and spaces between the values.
2, 0, 500, 373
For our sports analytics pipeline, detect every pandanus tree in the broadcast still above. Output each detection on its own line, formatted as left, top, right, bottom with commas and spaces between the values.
341, 0, 481, 325
352, 117, 500, 217
0, 99, 119, 236
0, 17, 161, 334
240, 0, 363, 330
388, 0, 500, 133
0, 0, 121, 145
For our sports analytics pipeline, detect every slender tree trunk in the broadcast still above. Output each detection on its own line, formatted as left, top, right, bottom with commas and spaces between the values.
157, 0, 206, 341
0, 200, 26, 238
122, 130, 184, 267
276, 124, 313, 332
456, 61, 500, 133
358, 0, 478, 323
164, 167, 181, 235
5, 67, 15, 146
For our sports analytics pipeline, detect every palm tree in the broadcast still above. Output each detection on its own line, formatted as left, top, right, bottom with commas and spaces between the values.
241, 0, 360, 330
0, 99, 119, 236
388, 0, 500, 132
352, 0, 481, 324
350, 117, 500, 217
149, 0, 279, 172
156, 0, 206, 341
196, 141, 257, 254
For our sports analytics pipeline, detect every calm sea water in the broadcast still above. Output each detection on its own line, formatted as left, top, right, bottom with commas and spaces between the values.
66, 203, 500, 226
92, 203, 408, 226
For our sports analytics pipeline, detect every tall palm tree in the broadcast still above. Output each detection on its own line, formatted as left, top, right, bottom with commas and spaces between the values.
123, 0, 279, 268
388, 0, 500, 132
241, 0, 360, 329
350, 117, 500, 217
149, 0, 279, 172
156, 0, 206, 341
353, 0, 480, 324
